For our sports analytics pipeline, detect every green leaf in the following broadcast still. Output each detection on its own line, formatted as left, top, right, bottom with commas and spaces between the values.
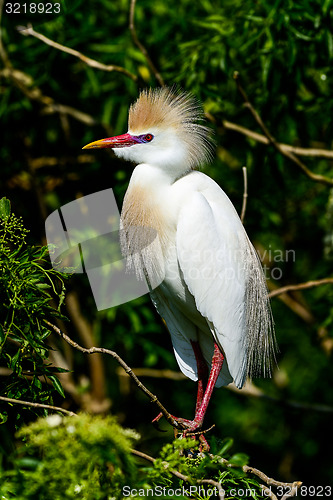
33, 377, 43, 390
10, 349, 21, 369
0, 412, 8, 424
229, 453, 249, 467
45, 366, 70, 374
35, 283, 51, 290
16, 457, 41, 470
218, 437, 234, 457
0, 325, 5, 343
48, 375, 65, 398
0, 197, 11, 218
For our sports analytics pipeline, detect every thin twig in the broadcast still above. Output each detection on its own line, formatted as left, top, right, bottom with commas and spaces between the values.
243, 464, 298, 488
223, 120, 333, 159
18, 24, 137, 82
233, 72, 333, 187
131, 448, 156, 463
227, 381, 333, 414
66, 291, 107, 405
269, 285, 315, 324
212, 454, 301, 499
129, 0, 165, 86
255, 242, 316, 324
116, 366, 186, 381
260, 486, 279, 500
244, 465, 301, 499
240, 166, 248, 223
0, 0, 11, 67
1, 67, 98, 127
45, 320, 181, 429
281, 482, 303, 500
27, 154, 95, 171
186, 424, 215, 437
42, 102, 98, 125
269, 277, 333, 298
0, 395, 77, 417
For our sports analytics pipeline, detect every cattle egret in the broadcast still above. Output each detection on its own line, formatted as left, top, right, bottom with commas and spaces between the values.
83, 87, 276, 438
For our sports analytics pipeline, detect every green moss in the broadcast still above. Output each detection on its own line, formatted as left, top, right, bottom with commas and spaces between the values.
2, 413, 139, 500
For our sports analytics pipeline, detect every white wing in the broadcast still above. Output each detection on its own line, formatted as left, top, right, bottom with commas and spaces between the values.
176, 177, 275, 388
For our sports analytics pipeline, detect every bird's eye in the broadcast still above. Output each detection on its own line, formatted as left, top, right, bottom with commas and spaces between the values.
144, 134, 154, 142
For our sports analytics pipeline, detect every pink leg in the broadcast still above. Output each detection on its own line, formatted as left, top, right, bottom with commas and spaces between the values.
174, 342, 224, 433
190, 340, 209, 413
151, 340, 208, 429
191, 343, 224, 429
152, 341, 224, 446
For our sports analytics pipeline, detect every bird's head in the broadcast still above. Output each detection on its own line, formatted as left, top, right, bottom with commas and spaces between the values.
83, 87, 214, 178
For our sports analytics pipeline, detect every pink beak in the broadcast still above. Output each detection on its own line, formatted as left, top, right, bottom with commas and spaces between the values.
82, 133, 139, 150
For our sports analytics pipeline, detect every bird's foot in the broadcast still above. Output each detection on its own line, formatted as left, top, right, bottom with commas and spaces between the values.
172, 416, 202, 433
151, 412, 202, 433
173, 419, 210, 452
151, 413, 211, 451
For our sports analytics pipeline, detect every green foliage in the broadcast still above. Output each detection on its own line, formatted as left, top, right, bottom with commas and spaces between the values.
0, 198, 68, 423
147, 438, 199, 484
0, 416, 268, 500
0, 413, 139, 500
146, 437, 265, 500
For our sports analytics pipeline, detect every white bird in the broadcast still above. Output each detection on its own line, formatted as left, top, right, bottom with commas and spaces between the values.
83, 87, 276, 438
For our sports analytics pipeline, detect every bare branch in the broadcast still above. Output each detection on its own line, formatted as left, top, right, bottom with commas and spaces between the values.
233, 72, 333, 187
0, 395, 77, 417
243, 465, 301, 499
227, 381, 333, 414
186, 423, 215, 437
117, 366, 186, 381
281, 483, 303, 500
273, 289, 315, 323
0, 0, 11, 67
42, 102, 98, 126
18, 24, 137, 82
65, 291, 107, 405
269, 277, 333, 298
27, 154, 95, 171
1, 67, 98, 126
255, 243, 315, 324
129, 0, 165, 86
45, 320, 181, 429
223, 120, 333, 159
131, 448, 156, 463
240, 166, 248, 223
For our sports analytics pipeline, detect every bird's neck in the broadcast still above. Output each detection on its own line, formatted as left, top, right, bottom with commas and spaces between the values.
120, 163, 178, 283
127, 162, 182, 187
120, 163, 179, 245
